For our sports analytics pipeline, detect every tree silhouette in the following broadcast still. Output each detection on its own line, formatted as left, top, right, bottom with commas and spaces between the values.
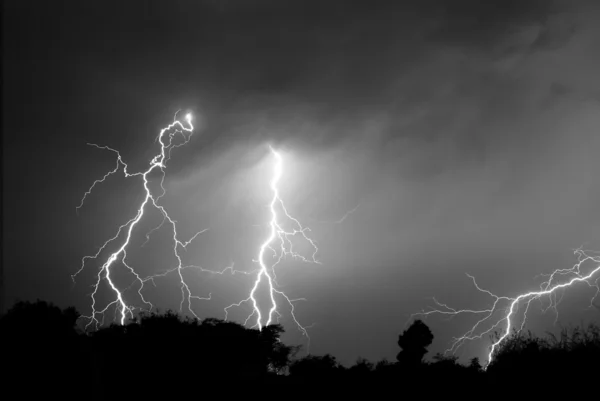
3, 297, 598, 398
486, 324, 600, 379
0, 299, 80, 337
468, 356, 482, 372
0, 300, 89, 399
289, 353, 344, 379
396, 319, 433, 366
89, 310, 298, 394
349, 357, 374, 375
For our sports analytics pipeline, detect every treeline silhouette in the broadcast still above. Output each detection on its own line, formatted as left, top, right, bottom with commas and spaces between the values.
1, 300, 598, 399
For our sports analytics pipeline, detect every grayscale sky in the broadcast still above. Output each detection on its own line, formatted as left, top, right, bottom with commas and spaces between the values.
3, 0, 600, 365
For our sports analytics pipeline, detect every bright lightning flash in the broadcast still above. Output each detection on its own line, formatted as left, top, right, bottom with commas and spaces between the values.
224, 145, 319, 345
73, 112, 212, 329
412, 247, 600, 367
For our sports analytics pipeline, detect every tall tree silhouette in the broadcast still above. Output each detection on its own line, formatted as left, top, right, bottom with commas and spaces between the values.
396, 319, 433, 366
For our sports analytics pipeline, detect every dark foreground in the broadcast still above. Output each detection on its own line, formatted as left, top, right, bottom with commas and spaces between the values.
1, 300, 598, 399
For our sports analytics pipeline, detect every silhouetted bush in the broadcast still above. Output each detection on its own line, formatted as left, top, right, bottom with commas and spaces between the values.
0, 300, 90, 400
289, 353, 344, 379
88, 311, 298, 397
487, 324, 600, 379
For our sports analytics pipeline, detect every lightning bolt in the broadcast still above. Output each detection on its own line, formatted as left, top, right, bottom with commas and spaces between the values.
412, 247, 600, 367
312, 204, 360, 225
224, 145, 319, 348
73, 112, 213, 330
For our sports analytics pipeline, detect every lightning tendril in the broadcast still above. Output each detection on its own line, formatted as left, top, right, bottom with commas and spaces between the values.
73, 112, 213, 329
224, 145, 319, 348
412, 247, 600, 367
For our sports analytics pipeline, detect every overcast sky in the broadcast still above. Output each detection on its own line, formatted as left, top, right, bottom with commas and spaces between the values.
3, 0, 600, 365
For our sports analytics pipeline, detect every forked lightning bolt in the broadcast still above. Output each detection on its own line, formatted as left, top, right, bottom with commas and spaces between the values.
73, 112, 213, 329
412, 247, 600, 367
224, 145, 319, 346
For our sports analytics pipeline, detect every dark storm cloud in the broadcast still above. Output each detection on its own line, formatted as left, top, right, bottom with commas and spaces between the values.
184, 0, 559, 148
4, 0, 561, 153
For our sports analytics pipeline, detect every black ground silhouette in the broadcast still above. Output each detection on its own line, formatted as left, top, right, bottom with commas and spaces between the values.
1, 300, 598, 399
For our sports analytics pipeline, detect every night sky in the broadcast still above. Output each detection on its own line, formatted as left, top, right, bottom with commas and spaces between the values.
3, 0, 600, 366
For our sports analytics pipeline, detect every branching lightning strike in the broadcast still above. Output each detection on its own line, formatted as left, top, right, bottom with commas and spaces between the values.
224, 145, 319, 346
73, 112, 214, 329
412, 247, 600, 367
